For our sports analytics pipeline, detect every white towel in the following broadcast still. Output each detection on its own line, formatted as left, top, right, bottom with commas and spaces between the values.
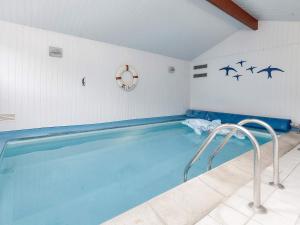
182, 119, 245, 139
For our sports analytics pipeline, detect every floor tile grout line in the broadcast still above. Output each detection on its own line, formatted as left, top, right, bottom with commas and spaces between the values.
282, 161, 300, 183
243, 217, 254, 225
228, 163, 253, 176
294, 214, 300, 225
206, 215, 220, 225
222, 201, 254, 219
196, 177, 227, 198
209, 203, 251, 225
148, 203, 168, 225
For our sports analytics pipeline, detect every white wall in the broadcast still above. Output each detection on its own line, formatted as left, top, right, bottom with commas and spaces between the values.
0, 21, 190, 132
190, 21, 300, 123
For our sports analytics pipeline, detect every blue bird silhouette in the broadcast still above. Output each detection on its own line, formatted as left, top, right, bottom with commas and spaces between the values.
219, 65, 237, 76
257, 66, 284, 79
246, 66, 257, 74
237, 60, 246, 67
233, 74, 243, 81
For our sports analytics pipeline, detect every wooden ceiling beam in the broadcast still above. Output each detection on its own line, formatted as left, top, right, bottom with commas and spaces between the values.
207, 0, 258, 30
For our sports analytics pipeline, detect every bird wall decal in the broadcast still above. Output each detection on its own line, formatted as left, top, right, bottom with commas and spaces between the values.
246, 66, 257, 74
219, 61, 284, 82
219, 65, 237, 76
233, 74, 243, 81
257, 65, 284, 79
237, 60, 246, 67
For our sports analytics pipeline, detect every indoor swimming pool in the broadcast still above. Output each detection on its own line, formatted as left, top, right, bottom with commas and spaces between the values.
0, 121, 272, 225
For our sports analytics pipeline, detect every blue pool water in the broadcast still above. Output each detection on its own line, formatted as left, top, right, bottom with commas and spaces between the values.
0, 122, 271, 225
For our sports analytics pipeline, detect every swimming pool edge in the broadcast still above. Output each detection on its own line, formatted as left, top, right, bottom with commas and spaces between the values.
0, 115, 187, 152
100, 131, 300, 225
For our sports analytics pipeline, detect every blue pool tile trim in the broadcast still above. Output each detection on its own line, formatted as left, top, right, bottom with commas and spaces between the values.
0, 110, 292, 152
186, 109, 292, 132
0, 115, 187, 150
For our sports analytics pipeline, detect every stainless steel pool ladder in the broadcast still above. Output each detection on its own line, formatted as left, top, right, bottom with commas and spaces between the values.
207, 119, 284, 189
183, 124, 267, 213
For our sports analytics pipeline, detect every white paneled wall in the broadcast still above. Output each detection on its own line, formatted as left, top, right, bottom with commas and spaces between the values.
190, 21, 300, 123
0, 21, 190, 131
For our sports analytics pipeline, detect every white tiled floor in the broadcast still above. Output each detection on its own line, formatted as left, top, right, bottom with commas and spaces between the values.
196, 145, 300, 225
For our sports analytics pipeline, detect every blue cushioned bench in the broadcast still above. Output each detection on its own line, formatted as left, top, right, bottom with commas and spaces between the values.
186, 110, 292, 132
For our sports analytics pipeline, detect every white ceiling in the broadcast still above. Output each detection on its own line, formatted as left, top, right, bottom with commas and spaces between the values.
0, 0, 243, 60
0, 0, 298, 60
233, 0, 300, 21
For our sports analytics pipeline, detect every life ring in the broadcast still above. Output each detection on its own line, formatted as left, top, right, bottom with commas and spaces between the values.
115, 64, 139, 91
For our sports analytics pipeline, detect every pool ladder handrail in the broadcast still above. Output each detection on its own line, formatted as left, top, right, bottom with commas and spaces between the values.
207, 119, 284, 189
183, 123, 267, 214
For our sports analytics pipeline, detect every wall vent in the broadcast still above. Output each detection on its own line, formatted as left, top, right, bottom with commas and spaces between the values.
193, 64, 207, 70
49, 46, 63, 58
193, 73, 207, 78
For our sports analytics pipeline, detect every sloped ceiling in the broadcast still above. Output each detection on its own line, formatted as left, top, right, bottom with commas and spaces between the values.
0, 0, 244, 60
233, 0, 300, 21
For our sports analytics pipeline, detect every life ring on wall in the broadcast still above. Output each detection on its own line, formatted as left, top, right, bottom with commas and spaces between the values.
115, 64, 139, 91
